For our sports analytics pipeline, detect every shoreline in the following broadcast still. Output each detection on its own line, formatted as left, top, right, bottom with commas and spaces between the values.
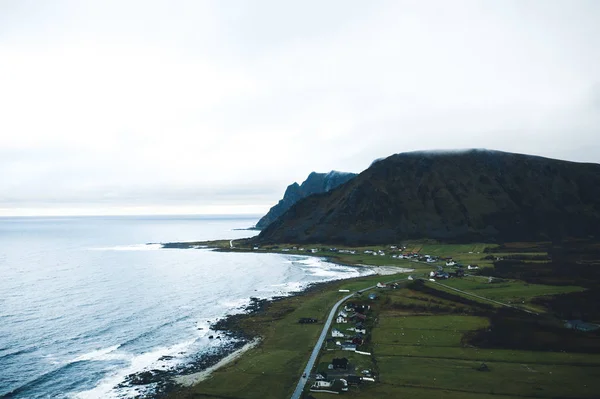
150, 244, 412, 398
173, 338, 261, 387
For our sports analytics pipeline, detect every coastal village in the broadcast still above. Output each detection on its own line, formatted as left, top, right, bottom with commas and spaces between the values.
287, 244, 600, 396
307, 300, 377, 394
166, 240, 600, 399
254, 244, 483, 282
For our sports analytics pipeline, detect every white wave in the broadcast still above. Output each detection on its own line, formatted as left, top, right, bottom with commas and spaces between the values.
87, 244, 163, 251
274, 281, 306, 292
73, 345, 123, 362
291, 256, 373, 279
71, 339, 198, 399
219, 297, 251, 310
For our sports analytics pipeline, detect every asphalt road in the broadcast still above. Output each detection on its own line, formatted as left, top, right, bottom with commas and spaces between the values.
289, 290, 361, 399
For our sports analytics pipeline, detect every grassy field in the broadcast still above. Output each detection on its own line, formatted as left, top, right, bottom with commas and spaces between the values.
310, 282, 600, 399
439, 277, 585, 303
166, 240, 600, 399
166, 273, 397, 399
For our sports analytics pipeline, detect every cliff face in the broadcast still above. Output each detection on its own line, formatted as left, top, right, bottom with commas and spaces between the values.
255, 171, 357, 230
256, 150, 600, 244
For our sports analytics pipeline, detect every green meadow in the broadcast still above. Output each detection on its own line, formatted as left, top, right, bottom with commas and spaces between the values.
167, 241, 600, 399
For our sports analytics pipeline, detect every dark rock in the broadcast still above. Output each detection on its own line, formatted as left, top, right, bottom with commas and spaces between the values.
255, 170, 356, 230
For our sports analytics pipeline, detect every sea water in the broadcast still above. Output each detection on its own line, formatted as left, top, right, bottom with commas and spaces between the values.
0, 215, 374, 398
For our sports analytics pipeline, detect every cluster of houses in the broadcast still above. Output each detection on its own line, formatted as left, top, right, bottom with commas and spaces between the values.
376, 282, 399, 289
427, 261, 482, 281
329, 303, 371, 351
391, 252, 438, 262
310, 357, 375, 393
310, 378, 349, 393
363, 249, 387, 256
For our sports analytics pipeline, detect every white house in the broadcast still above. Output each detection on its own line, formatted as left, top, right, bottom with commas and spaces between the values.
341, 343, 357, 351
338, 310, 348, 318
427, 258, 437, 263
336, 316, 348, 324
311, 381, 332, 389
355, 328, 366, 334
467, 265, 479, 270
446, 260, 456, 266
376, 282, 387, 288
332, 328, 345, 338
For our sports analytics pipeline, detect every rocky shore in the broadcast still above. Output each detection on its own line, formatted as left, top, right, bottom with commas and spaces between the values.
123, 284, 334, 398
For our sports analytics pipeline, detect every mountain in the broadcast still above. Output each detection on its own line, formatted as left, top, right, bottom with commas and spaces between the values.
255, 150, 600, 245
255, 171, 357, 230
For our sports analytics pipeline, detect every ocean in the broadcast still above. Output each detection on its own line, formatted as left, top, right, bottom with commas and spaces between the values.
0, 215, 374, 398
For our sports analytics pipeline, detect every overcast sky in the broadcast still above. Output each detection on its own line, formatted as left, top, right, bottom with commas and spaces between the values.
1, 0, 599, 216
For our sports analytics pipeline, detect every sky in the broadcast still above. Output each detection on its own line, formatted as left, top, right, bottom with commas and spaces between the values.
1, 0, 599, 216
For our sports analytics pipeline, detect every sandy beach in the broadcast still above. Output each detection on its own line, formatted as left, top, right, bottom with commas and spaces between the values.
174, 338, 261, 387
365, 265, 414, 275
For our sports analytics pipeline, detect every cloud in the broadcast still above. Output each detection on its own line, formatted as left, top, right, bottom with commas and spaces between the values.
1, 0, 599, 215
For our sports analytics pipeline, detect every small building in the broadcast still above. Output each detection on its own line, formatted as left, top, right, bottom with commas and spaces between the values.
338, 310, 348, 318
332, 328, 345, 338
376, 282, 387, 288
341, 343, 357, 351
368, 293, 377, 300
345, 375, 362, 386
468, 265, 479, 270
336, 316, 348, 324
311, 380, 332, 389
355, 328, 366, 334
446, 260, 456, 266
331, 357, 348, 370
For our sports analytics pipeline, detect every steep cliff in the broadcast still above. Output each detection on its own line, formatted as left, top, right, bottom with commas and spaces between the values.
255, 171, 357, 230
256, 150, 600, 244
